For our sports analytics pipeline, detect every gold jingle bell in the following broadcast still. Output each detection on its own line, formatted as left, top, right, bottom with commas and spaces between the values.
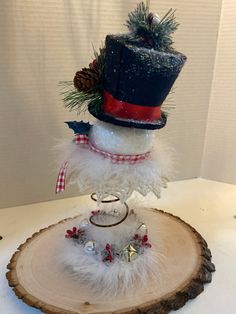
122, 244, 138, 262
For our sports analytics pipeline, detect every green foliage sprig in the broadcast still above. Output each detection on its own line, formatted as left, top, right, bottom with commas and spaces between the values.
60, 81, 102, 114
126, 2, 178, 51
60, 46, 105, 114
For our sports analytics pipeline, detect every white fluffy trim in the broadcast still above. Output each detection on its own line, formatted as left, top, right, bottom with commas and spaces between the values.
59, 213, 163, 296
55, 136, 174, 202
60, 242, 161, 296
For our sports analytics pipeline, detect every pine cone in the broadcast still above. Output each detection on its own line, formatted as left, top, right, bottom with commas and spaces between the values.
74, 66, 99, 92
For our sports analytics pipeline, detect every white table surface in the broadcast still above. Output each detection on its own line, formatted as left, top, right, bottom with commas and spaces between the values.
0, 178, 236, 314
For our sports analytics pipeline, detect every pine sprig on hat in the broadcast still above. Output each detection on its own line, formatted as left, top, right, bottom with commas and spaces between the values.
61, 84, 102, 113
60, 47, 105, 114
126, 2, 178, 51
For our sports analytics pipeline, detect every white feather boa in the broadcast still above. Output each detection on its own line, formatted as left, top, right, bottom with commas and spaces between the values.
60, 243, 161, 296
59, 213, 165, 296
55, 135, 174, 202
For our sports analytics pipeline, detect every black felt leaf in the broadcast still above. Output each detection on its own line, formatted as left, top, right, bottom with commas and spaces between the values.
65, 121, 92, 135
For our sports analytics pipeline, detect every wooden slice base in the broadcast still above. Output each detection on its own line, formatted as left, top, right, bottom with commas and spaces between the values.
6, 208, 215, 314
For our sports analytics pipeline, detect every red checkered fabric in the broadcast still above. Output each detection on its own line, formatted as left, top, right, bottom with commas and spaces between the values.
55, 133, 150, 193
74, 134, 89, 144
88, 143, 150, 164
55, 161, 68, 193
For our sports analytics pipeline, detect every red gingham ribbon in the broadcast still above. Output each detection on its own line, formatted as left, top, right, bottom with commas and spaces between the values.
55, 161, 68, 193
88, 142, 150, 164
56, 133, 150, 193
74, 134, 89, 144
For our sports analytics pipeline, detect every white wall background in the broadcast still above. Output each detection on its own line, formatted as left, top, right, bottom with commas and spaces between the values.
201, 0, 236, 184
0, 0, 228, 209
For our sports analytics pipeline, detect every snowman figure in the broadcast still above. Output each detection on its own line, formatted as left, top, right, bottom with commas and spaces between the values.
56, 2, 186, 295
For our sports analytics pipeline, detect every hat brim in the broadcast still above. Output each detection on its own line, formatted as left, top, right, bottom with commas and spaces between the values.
88, 104, 167, 130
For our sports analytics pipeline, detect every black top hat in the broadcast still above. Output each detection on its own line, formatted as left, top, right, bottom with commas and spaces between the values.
88, 34, 186, 129
67, 3, 187, 130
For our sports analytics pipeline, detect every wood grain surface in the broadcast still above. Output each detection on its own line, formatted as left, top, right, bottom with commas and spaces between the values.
6, 208, 215, 314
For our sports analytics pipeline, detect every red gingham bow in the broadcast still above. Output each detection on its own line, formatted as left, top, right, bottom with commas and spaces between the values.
55, 134, 88, 193
55, 133, 150, 193
74, 134, 89, 145
55, 161, 68, 193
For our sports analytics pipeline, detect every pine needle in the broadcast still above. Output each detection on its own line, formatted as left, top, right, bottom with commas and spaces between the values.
59, 45, 105, 114
126, 2, 178, 51
59, 81, 102, 114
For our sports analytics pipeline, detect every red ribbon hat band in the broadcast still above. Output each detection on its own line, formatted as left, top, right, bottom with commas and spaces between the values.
103, 90, 161, 122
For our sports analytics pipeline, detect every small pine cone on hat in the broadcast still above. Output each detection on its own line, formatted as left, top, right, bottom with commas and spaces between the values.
74, 66, 99, 92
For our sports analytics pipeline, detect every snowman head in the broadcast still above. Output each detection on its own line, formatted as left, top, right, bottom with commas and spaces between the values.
89, 121, 154, 155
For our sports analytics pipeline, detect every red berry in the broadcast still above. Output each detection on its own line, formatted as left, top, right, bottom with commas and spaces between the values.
143, 235, 148, 242
105, 243, 111, 251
